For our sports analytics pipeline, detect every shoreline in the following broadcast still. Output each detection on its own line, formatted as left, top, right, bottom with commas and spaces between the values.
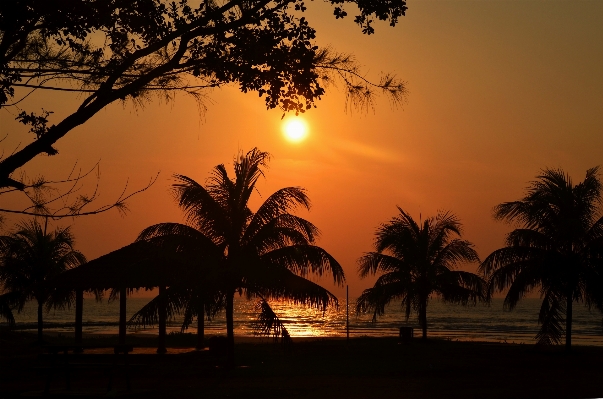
4, 328, 603, 349
6, 324, 603, 347
3, 330, 603, 398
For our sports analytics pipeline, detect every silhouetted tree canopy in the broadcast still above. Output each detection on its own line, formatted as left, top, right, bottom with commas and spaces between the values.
135, 148, 344, 364
357, 208, 486, 339
0, 219, 86, 342
480, 167, 603, 349
0, 0, 407, 190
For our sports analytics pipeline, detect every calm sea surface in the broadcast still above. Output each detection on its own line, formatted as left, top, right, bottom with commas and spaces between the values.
4, 297, 603, 346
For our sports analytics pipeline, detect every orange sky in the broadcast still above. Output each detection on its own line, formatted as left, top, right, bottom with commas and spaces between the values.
1, 0, 602, 299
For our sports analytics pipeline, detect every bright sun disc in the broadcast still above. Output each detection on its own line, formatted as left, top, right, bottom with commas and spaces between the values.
283, 118, 308, 142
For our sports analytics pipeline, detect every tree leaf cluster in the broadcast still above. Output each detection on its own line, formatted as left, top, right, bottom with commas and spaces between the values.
129, 148, 343, 361
357, 208, 486, 339
0, 0, 408, 189
0, 219, 86, 341
481, 167, 603, 348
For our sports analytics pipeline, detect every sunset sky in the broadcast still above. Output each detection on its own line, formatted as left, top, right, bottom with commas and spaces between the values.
1, 0, 602, 299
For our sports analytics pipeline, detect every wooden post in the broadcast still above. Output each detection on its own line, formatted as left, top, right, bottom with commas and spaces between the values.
119, 287, 126, 345
157, 285, 167, 354
75, 289, 83, 351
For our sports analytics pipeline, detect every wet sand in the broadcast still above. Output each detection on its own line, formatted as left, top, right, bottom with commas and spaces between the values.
2, 330, 603, 398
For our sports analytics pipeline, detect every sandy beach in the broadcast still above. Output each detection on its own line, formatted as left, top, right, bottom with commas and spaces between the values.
2, 330, 603, 398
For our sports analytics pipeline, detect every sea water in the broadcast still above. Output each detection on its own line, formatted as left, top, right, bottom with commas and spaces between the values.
4, 297, 603, 346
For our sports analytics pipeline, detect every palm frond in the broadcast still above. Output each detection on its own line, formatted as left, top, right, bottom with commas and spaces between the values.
172, 174, 228, 241
244, 187, 312, 242
128, 287, 190, 327
0, 291, 23, 327
505, 229, 552, 249
431, 239, 480, 271
428, 211, 463, 254
180, 291, 225, 331
44, 289, 76, 312
375, 210, 419, 255
355, 278, 408, 319
436, 270, 486, 305
581, 260, 603, 313
252, 298, 292, 346
260, 245, 345, 285
535, 291, 565, 345
357, 252, 408, 278
247, 214, 319, 253
248, 269, 338, 311
480, 246, 546, 285
584, 215, 603, 246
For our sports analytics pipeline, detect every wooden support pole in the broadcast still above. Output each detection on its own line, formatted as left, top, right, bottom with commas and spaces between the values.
119, 287, 127, 345
157, 285, 167, 354
75, 289, 83, 351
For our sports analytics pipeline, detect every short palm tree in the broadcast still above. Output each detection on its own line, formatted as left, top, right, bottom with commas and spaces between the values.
480, 167, 603, 349
135, 148, 344, 362
0, 220, 86, 342
357, 208, 485, 339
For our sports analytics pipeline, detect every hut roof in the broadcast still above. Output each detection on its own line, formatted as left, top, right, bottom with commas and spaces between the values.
52, 241, 180, 290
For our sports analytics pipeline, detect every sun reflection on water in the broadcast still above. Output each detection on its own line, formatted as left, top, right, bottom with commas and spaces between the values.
233, 299, 345, 337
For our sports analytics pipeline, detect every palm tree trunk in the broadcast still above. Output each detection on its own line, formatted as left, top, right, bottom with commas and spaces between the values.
226, 290, 235, 366
566, 292, 572, 351
37, 300, 44, 344
420, 301, 427, 340
196, 297, 204, 350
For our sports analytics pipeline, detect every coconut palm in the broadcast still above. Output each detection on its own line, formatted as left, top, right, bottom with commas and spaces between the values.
0, 220, 86, 342
480, 167, 603, 349
357, 208, 485, 339
135, 148, 344, 362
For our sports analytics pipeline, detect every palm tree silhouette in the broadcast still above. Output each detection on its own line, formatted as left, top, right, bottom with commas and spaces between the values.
0, 219, 86, 343
135, 148, 344, 362
480, 167, 603, 349
357, 208, 485, 339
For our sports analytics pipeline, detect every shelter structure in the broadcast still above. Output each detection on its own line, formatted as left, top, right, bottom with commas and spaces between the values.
52, 241, 180, 353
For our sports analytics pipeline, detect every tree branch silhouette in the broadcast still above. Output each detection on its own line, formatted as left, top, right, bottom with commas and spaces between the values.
0, 161, 159, 219
0, 0, 408, 189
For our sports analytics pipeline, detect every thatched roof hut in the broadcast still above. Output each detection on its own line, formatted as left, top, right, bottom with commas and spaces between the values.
52, 240, 183, 352
53, 241, 179, 291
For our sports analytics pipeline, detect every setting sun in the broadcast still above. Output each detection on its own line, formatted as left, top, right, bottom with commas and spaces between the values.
282, 117, 308, 142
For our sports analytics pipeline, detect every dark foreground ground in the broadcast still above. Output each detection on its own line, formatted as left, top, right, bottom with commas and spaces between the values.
1, 330, 602, 398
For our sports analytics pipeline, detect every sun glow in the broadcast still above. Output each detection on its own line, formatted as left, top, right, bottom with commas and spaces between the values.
282, 117, 309, 142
